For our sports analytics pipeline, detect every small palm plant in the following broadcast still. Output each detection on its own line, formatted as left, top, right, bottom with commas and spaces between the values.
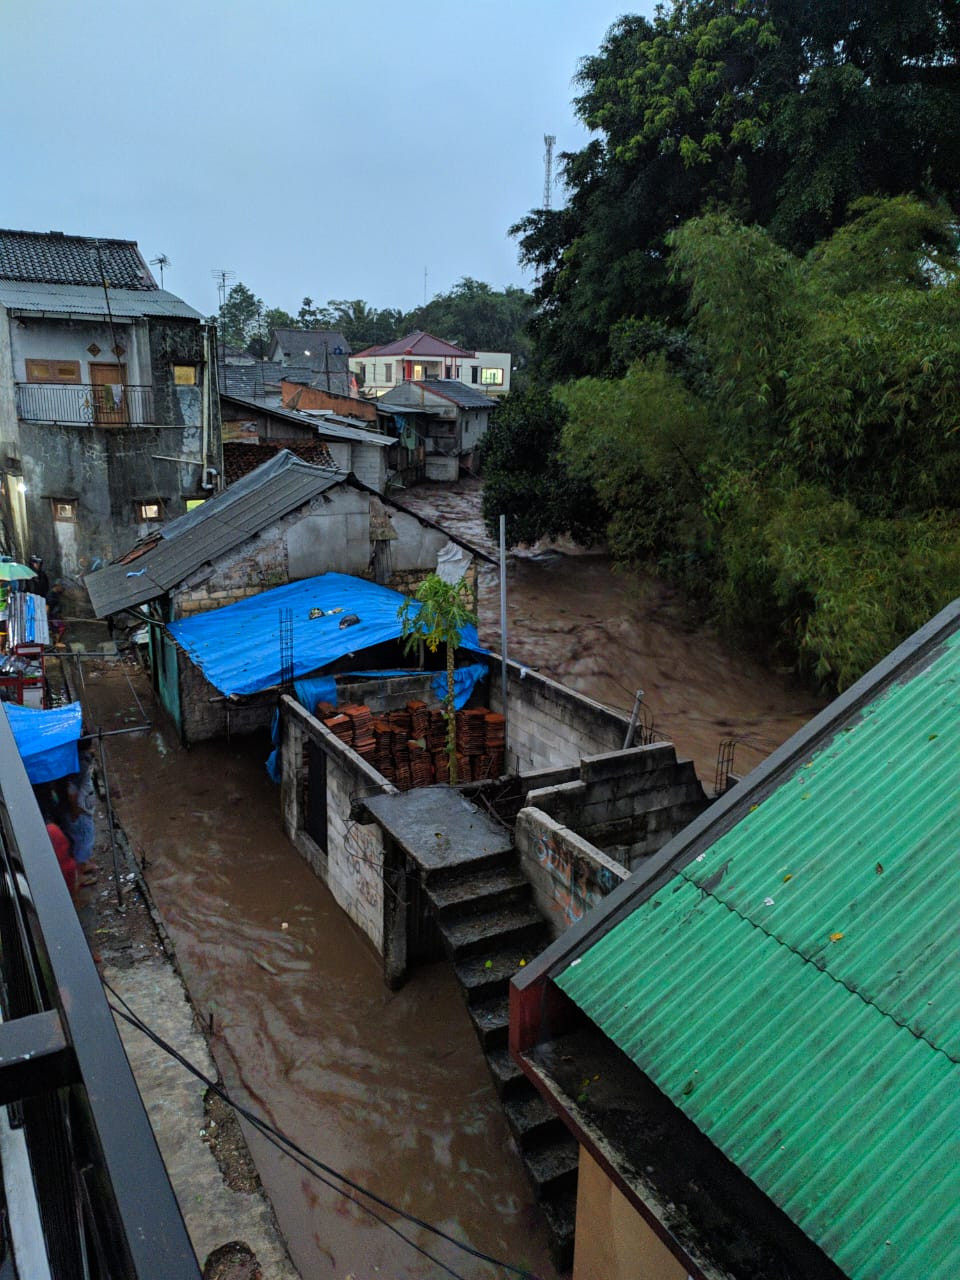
398, 573, 477, 785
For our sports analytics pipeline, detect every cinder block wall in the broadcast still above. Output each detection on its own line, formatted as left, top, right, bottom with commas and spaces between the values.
485, 657, 632, 772
526, 744, 709, 871
281, 696, 397, 953
177, 654, 276, 744
514, 807, 629, 939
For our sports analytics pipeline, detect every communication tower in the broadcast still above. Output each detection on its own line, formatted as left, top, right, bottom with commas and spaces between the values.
543, 134, 556, 210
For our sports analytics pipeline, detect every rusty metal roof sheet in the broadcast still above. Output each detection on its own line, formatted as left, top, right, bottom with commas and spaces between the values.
556, 628, 960, 1280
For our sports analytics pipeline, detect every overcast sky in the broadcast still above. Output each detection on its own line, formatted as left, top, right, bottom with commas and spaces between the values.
3, 2, 656, 318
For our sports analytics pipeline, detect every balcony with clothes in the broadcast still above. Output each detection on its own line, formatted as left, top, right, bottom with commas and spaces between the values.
15, 381, 156, 427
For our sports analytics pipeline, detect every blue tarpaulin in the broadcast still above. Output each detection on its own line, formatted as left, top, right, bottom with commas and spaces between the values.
4, 701, 82, 783
167, 573, 483, 697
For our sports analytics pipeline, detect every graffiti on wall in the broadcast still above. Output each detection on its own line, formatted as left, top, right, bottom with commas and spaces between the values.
536, 831, 619, 926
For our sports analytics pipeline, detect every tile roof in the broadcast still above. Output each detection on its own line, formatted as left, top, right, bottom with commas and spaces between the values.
359, 330, 474, 358
84, 451, 347, 617
556, 615, 960, 1280
0, 281, 201, 320
223, 440, 334, 485
0, 229, 155, 288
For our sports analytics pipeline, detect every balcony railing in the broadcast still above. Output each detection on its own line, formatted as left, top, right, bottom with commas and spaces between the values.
0, 710, 199, 1277
15, 382, 155, 426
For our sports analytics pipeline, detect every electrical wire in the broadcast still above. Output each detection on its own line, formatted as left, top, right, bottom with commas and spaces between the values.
103, 980, 544, 1280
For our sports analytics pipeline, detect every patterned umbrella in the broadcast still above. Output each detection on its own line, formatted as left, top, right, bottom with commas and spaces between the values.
0, 559, 36, 582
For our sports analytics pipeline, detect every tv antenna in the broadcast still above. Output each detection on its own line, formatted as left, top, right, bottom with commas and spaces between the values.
543, 134, 556, 210
149, 253, 170, 287
211, 268, 237, 311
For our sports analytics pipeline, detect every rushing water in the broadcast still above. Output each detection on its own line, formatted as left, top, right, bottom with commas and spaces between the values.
83, 483, 822, 1278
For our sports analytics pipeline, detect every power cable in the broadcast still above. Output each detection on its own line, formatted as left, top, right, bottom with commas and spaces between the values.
103, 980, 543, 1280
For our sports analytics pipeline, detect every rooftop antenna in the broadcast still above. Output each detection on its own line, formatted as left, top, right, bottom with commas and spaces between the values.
543, 134, 556, 210
149, 253, 170, 287
211, 268, 237, 372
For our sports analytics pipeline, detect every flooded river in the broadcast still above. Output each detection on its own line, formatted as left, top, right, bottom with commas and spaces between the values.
82, 484, 821, 1279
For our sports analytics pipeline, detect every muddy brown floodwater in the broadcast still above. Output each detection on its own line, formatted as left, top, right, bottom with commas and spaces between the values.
399, 481, 824, 783
80, 484, 823, 1280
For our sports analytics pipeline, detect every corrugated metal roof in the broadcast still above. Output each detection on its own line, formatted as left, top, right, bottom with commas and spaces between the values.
222, 395, 391, 446
84, 451, 348, 617
0, 229, 155, 288
413, 379, 499, 409
556, 629, 960, 1280
0, 280, 201, 320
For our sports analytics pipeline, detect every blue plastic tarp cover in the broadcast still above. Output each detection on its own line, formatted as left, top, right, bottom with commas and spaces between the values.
5, 701, 83, 783
431, 662, 488, 710
167, 573, 483, 698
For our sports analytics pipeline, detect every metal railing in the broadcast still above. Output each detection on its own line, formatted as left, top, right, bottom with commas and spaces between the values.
15, 383, 156, 426
0, 710, 199, 1278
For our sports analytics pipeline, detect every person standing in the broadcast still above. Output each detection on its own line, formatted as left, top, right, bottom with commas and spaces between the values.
28, 555, 49, 600
65, 747, 97, 886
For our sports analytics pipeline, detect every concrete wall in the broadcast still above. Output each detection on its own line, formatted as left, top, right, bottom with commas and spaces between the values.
484, 656, 631, 773
573, 1149, 689, 1280
425, 455, 458, 482
524, 744, 708, 871
280, 696, 396, 952
8, 315, 152, 386
175, 651, 277, 744
349, 441, 387, 493
515, 806, 628, 938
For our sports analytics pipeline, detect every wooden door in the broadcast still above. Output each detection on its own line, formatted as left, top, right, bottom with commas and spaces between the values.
90, 362, 127, 425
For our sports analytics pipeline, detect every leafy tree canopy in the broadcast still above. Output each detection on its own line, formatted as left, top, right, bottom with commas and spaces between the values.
481, 386, 604, 548
513, 1, 960, 378
411, 278, 534, 364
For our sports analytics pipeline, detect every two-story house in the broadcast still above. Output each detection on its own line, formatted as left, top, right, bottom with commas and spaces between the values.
350, 330, 511, 399
0, 228, 222, 586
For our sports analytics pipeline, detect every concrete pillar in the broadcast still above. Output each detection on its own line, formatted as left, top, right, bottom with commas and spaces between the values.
382, 837, 408, 990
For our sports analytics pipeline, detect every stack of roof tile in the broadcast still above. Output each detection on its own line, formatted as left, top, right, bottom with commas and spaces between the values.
343, 704, 375, 758
409, 740, 435, 788
323, 714, 353, 745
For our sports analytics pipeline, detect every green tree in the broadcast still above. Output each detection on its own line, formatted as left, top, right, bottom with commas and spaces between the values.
398, 575, 477, 785
219, 282, 262, 349
411, 279, 534, 363
513, 1, 960, 376
481, 386, 604, 548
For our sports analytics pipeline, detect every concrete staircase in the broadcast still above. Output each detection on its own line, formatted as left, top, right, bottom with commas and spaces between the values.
424, 851, 578, 1272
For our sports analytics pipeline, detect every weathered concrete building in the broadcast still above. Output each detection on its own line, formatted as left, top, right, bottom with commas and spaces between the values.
84, 456, 479, 742
377, 379, 497, 480
221, 393, 390, 492
0, 228, 222, 583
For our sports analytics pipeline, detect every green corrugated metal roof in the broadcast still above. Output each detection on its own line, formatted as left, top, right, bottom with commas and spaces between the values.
557, 629, 960, 1279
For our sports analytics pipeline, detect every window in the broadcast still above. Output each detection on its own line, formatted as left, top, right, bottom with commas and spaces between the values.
481, 367, 504, 386
185, 499, 206, 512
26, 359, 80, 384
137, 500, 163, 521
173, 365, 197, 385
53, 498, 77, 522
383, 362, 392, 381
471, 366, 479, 384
